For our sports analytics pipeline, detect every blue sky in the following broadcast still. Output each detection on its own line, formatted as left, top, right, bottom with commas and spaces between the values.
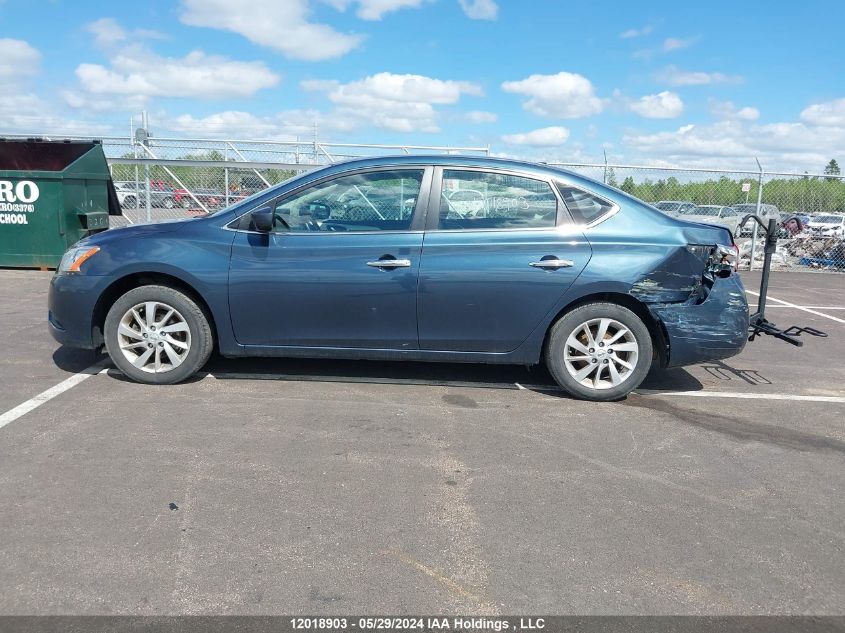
1, 0, 844, 171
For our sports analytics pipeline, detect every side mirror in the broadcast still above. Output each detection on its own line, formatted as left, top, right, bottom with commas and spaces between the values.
251, 207, 274, 233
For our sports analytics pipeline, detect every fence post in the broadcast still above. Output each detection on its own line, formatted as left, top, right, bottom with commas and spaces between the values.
224, 145, 229, 208
749, 158, 764, 271
144, 162, 151, 222
602, 149, 609, 184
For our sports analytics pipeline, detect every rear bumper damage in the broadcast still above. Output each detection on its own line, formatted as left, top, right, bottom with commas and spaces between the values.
648, 273, 749, 368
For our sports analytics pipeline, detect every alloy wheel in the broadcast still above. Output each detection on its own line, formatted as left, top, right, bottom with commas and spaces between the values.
116, 301, 192, 373
563, 318, 639, 390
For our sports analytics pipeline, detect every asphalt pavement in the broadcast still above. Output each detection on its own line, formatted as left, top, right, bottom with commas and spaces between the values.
0, 268, 843, 615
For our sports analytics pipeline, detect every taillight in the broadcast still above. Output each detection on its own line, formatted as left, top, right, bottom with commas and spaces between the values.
714, 244, 738, 273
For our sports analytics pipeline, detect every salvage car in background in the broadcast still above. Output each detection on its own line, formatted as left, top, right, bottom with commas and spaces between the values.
733, 203, 781, 235
114, 181, 176, 209
173, 187, 225, 209
677, 205, 742, 237
48, 156, 747, 401
654, 200, 697, 216
806, 213, 845, 237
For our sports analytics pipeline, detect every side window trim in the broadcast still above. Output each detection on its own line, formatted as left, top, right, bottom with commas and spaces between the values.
425, 166, 566, 232
227, 165, 433, 234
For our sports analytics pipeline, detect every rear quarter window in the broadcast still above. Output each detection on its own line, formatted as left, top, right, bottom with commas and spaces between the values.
555, 183, 616, 225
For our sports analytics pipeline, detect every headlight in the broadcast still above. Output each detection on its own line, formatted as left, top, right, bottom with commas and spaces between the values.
58, 246, 100, 273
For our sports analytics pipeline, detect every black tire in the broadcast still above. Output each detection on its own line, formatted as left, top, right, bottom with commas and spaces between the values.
104, 285, 213, 385
123, 195, 137, 208
181, 198, 192, 209
545, 302, 653, 401
163, 196, 174, 209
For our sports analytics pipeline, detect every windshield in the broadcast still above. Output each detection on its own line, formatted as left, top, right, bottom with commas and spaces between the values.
813, 215, 843, 223
692, 206, 721, 217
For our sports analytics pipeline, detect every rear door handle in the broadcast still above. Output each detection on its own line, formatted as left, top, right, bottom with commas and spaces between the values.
529, 258, 575, 269
367, 258, 411, 268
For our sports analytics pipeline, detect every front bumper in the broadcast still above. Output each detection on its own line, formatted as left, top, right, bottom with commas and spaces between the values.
48, 273, 107, 349
648, 273, 749, 368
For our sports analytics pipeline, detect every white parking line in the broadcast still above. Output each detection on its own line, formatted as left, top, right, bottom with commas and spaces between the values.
636, 389, 845, 403
1, 366, 840, 434
746, 290, 845, 324
764, 306, 845, 310
0, 364, 105, 432
207, 372, 844, 403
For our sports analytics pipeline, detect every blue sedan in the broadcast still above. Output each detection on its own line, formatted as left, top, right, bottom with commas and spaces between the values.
48, 156, 748, 401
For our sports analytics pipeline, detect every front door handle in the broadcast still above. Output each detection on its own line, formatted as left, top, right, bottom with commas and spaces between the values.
367, 258, 411, 268
529, 258, 575, 269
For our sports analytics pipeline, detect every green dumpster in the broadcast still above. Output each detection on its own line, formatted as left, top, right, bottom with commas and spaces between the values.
0, 139, 121, 268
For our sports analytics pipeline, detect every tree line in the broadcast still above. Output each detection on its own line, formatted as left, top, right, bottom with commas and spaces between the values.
609, 164, 844, 214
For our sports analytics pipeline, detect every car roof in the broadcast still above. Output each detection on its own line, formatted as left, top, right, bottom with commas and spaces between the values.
313, 154, 597, 185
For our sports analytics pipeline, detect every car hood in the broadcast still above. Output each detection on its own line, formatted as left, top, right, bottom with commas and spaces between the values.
80, 218, 197, 247
808, 222, 841, 228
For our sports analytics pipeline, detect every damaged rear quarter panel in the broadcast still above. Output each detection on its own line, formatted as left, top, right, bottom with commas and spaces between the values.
577, 196, 748, 367
648, 275, 749, 367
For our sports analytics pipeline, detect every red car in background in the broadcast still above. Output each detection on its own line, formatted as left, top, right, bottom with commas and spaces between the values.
173, 188, 226, 210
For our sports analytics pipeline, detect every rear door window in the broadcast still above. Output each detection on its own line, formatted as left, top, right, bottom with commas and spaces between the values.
437, 170, 558, 230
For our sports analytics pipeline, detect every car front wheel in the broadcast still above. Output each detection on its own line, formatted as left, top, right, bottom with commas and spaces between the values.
545, 302, 653, 401
104, 285, 213, 384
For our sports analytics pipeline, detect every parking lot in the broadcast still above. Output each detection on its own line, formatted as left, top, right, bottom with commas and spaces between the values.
1, 268, 843, 615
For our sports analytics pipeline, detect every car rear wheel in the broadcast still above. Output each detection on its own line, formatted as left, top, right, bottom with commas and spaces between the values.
545, 302, 653, 401
123, 195, 137, 208
104, 285, 213, 385
181, 198, 192, 209
163, 196, 174, 209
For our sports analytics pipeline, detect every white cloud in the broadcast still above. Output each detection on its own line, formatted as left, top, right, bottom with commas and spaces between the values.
87, 18, 126, 47
465, 110, 497, 124
458, 0, 498, 20
302, 72, 482, 132
0, 39, 41, 81
180, 0, 363, 61
662, 37, 694, 52
501, 72, 603, 119
163, 109, 355, 139
622, 119, 845, 171
655, 65, 743, 86
630, 91, 684, 119
632, 37, 697, 60
86, 17, 165, 48
502, 126, 570, 146
800, 98, 845, 127
0, 93, 112, 136
339, 0, 429, 20
620, 25, 653, 38
709, 100, 760, 121
72, 46, 279, 103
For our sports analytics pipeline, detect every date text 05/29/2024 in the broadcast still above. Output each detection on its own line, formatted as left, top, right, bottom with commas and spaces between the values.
290, 617, 546, 631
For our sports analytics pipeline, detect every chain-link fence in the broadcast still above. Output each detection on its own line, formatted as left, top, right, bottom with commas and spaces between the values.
4, 132, 842, 271
90, 135, 488, 226
108, 159, 313, 225
554, 162, 845, 273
